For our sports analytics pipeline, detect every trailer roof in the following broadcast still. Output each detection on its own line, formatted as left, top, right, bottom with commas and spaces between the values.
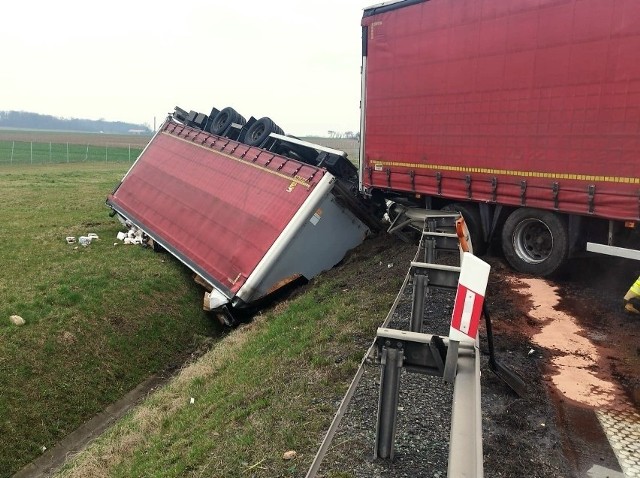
363, 0, 425, 18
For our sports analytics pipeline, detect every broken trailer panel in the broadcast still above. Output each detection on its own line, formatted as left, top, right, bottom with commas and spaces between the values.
107, 118, 370, 323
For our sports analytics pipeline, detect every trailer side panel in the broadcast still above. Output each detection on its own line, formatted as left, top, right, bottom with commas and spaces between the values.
362, 0, 640, 221
108, 121, 327, 296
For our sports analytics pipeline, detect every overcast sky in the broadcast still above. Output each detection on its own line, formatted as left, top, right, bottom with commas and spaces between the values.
1, 0, 376, 136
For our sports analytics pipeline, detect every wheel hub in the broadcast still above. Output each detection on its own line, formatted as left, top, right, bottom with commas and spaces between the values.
512, 218, 553, 264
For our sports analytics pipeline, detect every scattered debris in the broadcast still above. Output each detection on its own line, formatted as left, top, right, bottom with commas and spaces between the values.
123, 237, 143, 245
40, 445, 46, 453
189, 397, 195, 405
528, 348, 536, 356
9, 315, 25, 326
193, 274, 213, 292
66, 233, 99, 246
283, 450, 297, 460
116, 226, 147, 246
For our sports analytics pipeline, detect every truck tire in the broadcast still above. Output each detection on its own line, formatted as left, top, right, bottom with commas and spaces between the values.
243, 117, 283, 146
211, 107, 246, 136
442, 203, 487, 255
501, 208, 568, 276
205, 107, 220, 133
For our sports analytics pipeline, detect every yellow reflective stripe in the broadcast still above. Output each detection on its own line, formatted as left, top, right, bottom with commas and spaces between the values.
369, 161, 640, 185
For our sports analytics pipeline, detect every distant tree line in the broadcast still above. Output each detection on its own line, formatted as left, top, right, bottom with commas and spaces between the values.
327, 130, 360, 140
0, 111, 152, 135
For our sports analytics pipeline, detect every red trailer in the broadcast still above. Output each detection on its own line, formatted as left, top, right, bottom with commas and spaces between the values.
360, 0, 640, 275
108, 119, 371, 323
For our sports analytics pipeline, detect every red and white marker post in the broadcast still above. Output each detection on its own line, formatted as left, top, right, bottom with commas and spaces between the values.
449, 252, 491, 343
443, 252, 491, 382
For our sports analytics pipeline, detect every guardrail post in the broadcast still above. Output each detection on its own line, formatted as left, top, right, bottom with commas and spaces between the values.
375, 344, 403, 460
410, 272, 426, 333
424, 236, 436, 264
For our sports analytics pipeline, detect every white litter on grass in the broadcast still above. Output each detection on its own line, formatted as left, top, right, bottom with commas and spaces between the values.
190, 397, 195, 405
10, 315, 25, 326
116, 227, 146, 246
123, 237, 143, 245
67, 233, 99, 246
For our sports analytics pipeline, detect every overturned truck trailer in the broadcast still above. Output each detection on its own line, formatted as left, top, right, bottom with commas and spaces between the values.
107, 111, 377, 324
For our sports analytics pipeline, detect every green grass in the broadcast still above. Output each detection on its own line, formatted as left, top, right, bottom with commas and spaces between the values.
57, 233, 412, 478
0, 163, 220, 477
0, 140, 143, 165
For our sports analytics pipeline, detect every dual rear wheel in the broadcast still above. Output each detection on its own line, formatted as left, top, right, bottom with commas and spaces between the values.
445, 204, 569, 276
501, 208, 569, 276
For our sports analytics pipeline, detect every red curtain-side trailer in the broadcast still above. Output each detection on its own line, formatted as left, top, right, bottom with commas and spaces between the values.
360, 0, 640, 275
108, 119, 370, 323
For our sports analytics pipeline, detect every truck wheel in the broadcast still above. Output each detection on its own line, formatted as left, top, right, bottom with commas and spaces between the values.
211, 107, 246, 136
501, 208, 568, 276
443, 203, 487, 255
244, 117, 283, 146
205, 107, 220, 133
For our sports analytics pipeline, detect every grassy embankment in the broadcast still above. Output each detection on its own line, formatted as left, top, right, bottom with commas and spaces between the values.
0, 163, 220, 476
1, 135, 400, 478
56, 231, 412, 478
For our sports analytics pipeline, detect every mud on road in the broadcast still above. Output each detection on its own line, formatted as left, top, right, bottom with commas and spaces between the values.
485, 256, 640, 477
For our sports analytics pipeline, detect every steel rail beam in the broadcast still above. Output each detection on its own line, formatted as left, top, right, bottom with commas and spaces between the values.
448, 341, 483, 478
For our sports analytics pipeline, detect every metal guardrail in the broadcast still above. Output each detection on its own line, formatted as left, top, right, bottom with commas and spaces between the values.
373, 226, 486, 476
306, 211, 486, 478
448, 341, 483, 477
304, 253, 416, 478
